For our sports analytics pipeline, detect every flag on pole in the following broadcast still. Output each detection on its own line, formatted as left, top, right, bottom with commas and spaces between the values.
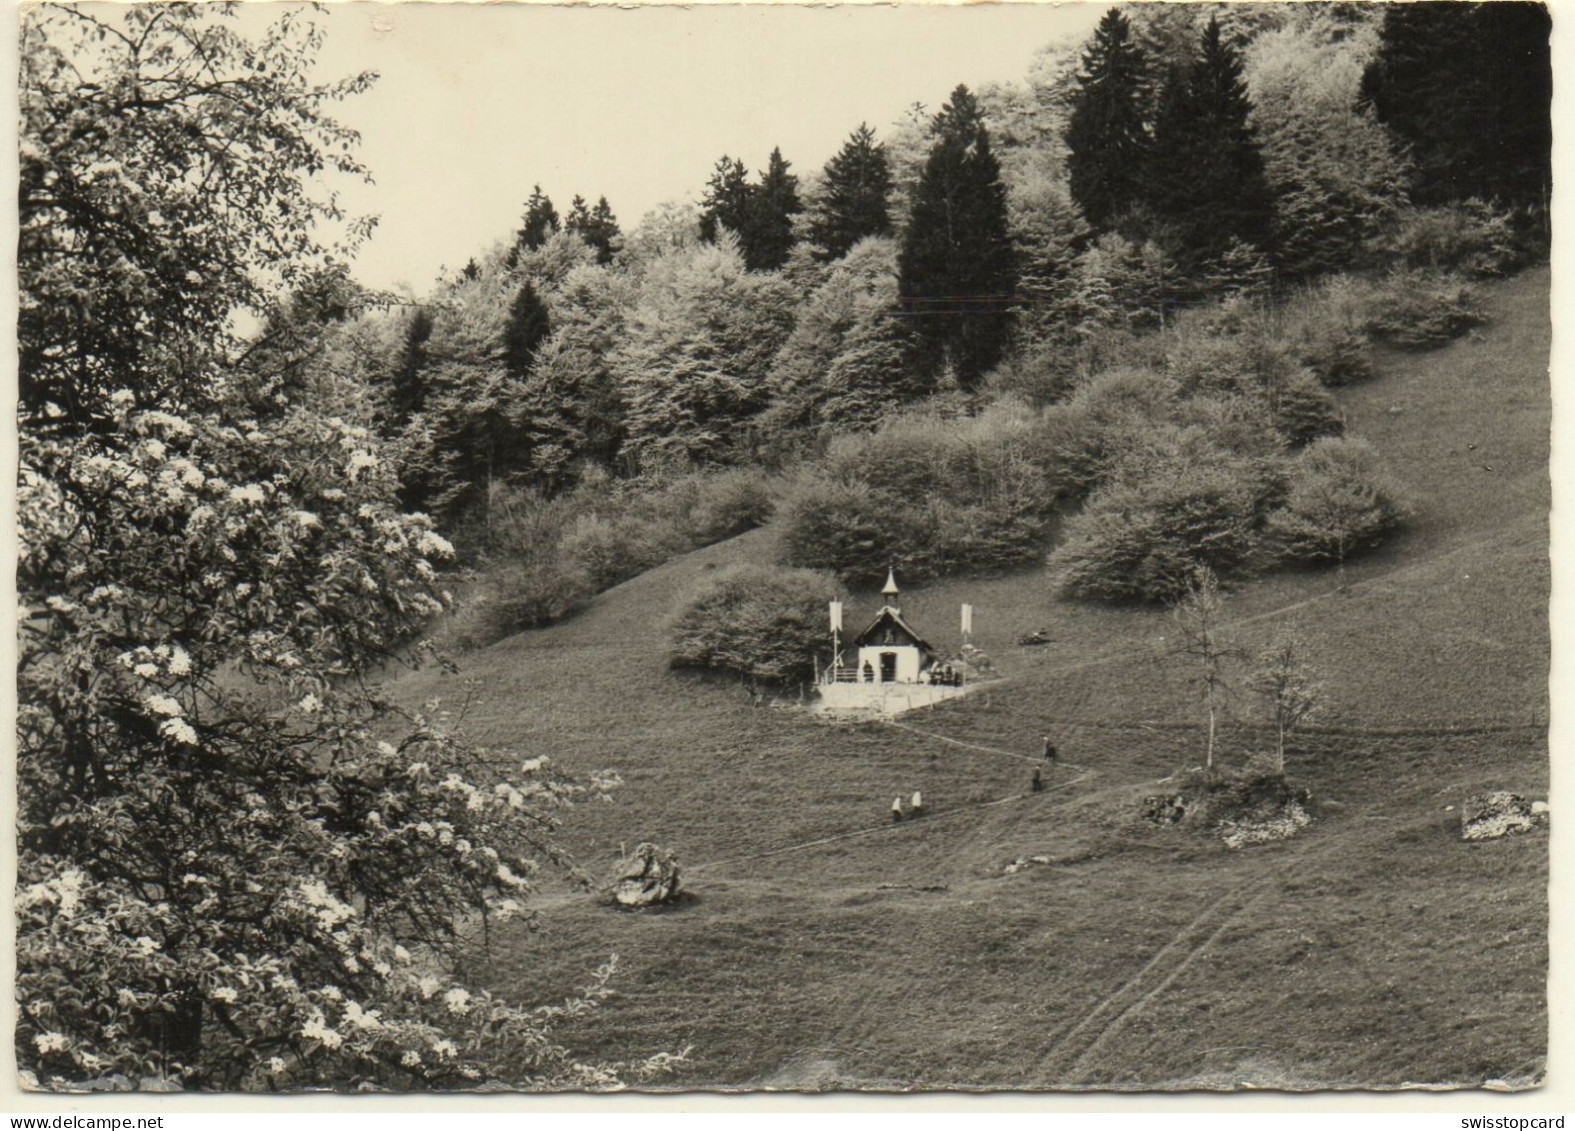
830, 601, 843, 632
961, 603, 973, 636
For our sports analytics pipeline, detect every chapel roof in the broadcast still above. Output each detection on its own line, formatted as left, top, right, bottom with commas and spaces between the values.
853, 606, 934, 653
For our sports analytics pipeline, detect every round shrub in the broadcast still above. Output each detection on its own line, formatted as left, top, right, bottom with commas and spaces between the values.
669, 564, 840, 686
679, 468, 775, 544
1040, 367, 1183, 500
1364, 269, 1484, 350
780, 404, 1061, 582
560, 512, 683, 592
1269, 436, 1411, 565
1375, 201, 1520, 278
1049, 447, 1281, 602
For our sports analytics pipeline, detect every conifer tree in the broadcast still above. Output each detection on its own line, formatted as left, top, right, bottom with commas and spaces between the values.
809, 124, 894, 261
1360, 2, 1551, 212
517, 185, 560, 252
1066, 8, 1153, 231
699, 156, 753, 244
565, 194, 592, 236
1145, 18, 1272, 268
503, 281, 552, 380
745, 147, 802, 270
581, 196, 622, 265
897, 85, 1016, 388
386, 307, 433, 433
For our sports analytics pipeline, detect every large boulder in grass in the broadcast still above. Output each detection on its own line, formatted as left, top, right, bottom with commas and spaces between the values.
608, 842, 682, 907
1461, 792, 1549, 841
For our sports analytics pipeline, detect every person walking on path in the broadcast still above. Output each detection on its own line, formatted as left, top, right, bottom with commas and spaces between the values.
911, 790, 925, 818
1042, 736, 1058, 765
892, 797, 904, 823
1031, 767, 1044, 793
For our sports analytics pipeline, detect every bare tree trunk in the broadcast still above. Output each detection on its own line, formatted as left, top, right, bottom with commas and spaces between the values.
1206, 698, 1216, 770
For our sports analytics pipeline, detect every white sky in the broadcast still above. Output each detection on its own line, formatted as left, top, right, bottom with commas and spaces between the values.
299, 2, 1107, 293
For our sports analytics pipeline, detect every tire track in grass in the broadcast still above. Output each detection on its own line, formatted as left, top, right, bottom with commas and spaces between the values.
1052, 881, 1275, 1084
1032, 815, 1423, 1087
813, 776, 1109, 1062
1031, 876, 1270, 1083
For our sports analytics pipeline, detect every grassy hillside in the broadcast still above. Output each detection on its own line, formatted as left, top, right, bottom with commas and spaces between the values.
388, 267, 1549, 1090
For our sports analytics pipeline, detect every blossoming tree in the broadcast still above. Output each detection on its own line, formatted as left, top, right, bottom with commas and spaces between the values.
17, 3, 674, 1091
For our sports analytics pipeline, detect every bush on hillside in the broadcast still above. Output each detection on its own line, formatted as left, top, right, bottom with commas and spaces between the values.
780, 405, 1061, 583
1268, 436, 1411, 566
491, 553, 596, 635
1374, 201, 1521, 278
669, 564, 840, 687
1048, 441, 1282, 602
1265, 275, 1377, 387
676, 468, 776, 544
560, 511, 685, 592
1363, 269, 1484, 350
1037, 367, 1183, 501
477, 485, 599, 636
467, 468, 776, 641
1161, 310, 1344, 445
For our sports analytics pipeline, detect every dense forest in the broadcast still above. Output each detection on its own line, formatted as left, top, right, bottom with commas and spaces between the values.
200, 1, 1550, 633
15, 0, 1551, 1091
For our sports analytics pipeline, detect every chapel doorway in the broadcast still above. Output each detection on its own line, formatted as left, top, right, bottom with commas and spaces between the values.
880, 651, 898, 683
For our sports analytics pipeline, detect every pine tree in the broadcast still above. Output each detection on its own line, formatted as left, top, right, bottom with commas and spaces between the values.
699, 156, 753, 245
1361, 2, 1551, 212
897, 85, 1016, 388
517, 185, 560, 252
503, 281, 552, 380
744, 147, 802, 270
1065, 8, 1153, 231
809, 124, 894, 261
386, 307, 433, 433
582, 196, 622, 265
564, 194, 592, 236
1145, 18, 1273, 269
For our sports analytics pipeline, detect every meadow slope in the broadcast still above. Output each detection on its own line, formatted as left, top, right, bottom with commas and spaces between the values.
389, 266, 1549, 1090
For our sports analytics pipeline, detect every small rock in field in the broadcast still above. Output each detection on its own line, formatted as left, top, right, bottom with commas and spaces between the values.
1461, 792, 1547, 841
608, 841, 682, 907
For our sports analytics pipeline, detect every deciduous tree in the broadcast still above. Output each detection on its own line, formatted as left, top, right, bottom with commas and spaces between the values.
17, 5, 674, 1091
1248, 633, 1321, 774
18, 4, 374, 430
